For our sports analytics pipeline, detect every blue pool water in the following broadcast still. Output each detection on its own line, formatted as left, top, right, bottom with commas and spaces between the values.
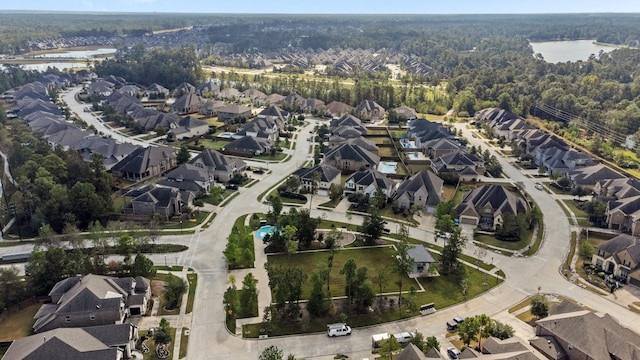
255, 225, 281, 241
407, 152, 419, 160
219, 132, 235, 138
378, 161, 398, 174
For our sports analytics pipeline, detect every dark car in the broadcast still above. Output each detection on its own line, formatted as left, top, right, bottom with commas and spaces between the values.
252, 169, 265, 174
382, 228, 391, 234
226, 184, 239, 190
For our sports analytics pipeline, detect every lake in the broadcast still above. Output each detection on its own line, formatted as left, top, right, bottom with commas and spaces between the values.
32, 48, 116, 59
529, 39, 618, 63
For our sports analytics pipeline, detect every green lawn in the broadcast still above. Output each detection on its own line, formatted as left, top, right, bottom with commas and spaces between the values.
561, 200, 592, 227
318, 197, 342, 208
474, 230, 532, 251
254, 153, 288, 161
186, 273, 197, 314
243, 262, 501, 337
198, 138, 230, 150
141, 328, 177, 360
267, 246, 408, 298
179, 328, 190, 359
555, 200, 575, 226
162, 212, 209, 230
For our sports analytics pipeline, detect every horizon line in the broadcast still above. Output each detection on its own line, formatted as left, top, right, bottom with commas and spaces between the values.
1, 10, 640, 15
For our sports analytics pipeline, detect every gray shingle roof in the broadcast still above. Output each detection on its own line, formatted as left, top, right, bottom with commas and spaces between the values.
393, 170, 444, 207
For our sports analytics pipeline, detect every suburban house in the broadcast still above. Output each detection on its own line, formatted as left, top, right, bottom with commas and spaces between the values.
456, 184, 529, 229
392, 170, 444, 213
171, 82, 196, 97
304, 98, 326, 113
4, 324, 139, 360
568, 164, 624, 190
87, 80, 115, 97
257, 105, 289, 126
146, 82, 170, 98
266, 93, 285, 104
216, 104, 252, 122
118, 84, 141, 98
390, 106, 418, 121
291, 163, 341, 195
168, 115, 210, 140
422, 137, 461, 159
33, 274, 150, 333
397, 343, 448, 359
355, 99, 385, 122
123, 184, 187, 218
28, 117, 93, 151
323, 143, 381, 172
596, 177, 640, 200
343, 169, 396, 200
157, 163, 215, 195
605, 195, 640, 235
223, 135, 273, 157
279, 92, 307, 110
196, 80, 220, 98
236, 117, 280, 141
537, 148, 595, 176
189, 148, 247, 183
325, 100, 354, 117
591, 233, 640, 285
198, 100, 226, 117
171, 93, 207, 115
329, 137, 379, 156
329, 114, 367, 139
111, 145, 178, 182
242, 88, 268, 106
72, 136, 140, 170
407, 244, 437, 278
530, 309, 640, 360
406, 119, 454, 149
135, 110, 181, 132
217, 87, 241, 101
431, 150, 485, 182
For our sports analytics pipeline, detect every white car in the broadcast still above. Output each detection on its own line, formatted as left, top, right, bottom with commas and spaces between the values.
535, 184, 543, 190
327, 323, 351, 337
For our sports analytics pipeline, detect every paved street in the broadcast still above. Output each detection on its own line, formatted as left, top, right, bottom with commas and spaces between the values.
2, 100, 640, 359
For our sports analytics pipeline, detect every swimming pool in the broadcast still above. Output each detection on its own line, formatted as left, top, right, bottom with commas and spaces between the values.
407, 152, 419, 160
378, 161, 398, 174
400, 140, 416, 149
219, 132, 235, 138
255, 225, 281, 241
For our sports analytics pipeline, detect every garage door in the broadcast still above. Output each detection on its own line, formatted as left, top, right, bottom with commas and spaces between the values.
460, 216, 477, 225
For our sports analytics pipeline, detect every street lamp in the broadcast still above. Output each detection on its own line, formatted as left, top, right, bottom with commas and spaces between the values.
180, 220, 183, 234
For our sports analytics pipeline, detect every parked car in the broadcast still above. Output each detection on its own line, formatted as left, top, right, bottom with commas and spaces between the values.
252, 168, 265, 174
446, 316, 465, 331
535, 184, 543, 190
382, 228, 391, 234
327, 323, 351, 337
226, 184, 239, 190
447, 347, 461, 359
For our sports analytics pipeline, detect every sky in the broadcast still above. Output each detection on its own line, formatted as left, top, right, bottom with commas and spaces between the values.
2, 0, 640, 14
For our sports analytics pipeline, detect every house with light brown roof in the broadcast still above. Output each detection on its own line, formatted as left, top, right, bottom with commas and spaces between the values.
325, 101, 354, 117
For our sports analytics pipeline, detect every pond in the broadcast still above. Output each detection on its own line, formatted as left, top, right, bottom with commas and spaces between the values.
31, 48, 117, 59
529, 39, 618, 63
